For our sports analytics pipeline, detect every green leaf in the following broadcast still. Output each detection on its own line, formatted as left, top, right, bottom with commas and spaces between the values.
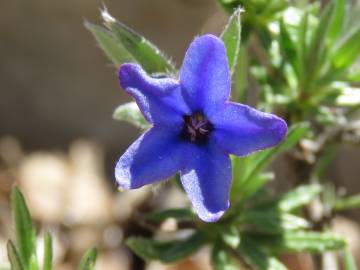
43, 232, 53, 270
233, 44, 249, 103
332, 23, 360, 69
343, 246, 357, 270
276, 184, 322, 212
327, 0, 346, 46
101, 9, 176, 74
305, 2, 334, 79
334, 194, 360, 211
233, 123, 309, 200
221, 7, 242, 75
29, 255, 39, 270
279, 19, 299, 77
211, 244, 238, 270
297, 11, 310, 86
143, 208, 196, 223
6, 241, 24, 270
78, 248, 97, 270
11, 186, 36, 269
240, 237, 288, 270
84, 21, 134, 67
113, 102, 150, 129
126, 231, 207, 263
239, 210, 309, 234
259, 231, 346, 253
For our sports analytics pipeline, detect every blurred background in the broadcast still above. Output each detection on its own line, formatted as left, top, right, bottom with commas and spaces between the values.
1, 0, 359, 269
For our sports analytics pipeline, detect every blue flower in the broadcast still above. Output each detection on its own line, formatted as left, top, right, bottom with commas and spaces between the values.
115, 34, 287, 222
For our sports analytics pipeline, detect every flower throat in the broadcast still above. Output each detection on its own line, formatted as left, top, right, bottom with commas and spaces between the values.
182, 112, 213, 143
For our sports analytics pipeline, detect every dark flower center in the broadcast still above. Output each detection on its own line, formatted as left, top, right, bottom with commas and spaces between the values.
182, 112, 213, 143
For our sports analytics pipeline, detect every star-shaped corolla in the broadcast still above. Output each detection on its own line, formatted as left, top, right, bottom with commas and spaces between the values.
115, 34, 287, 222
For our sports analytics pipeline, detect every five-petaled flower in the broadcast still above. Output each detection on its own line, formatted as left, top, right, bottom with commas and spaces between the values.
115, 34, 287, 222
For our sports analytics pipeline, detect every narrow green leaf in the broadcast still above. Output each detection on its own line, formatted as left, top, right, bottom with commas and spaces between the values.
327, 0, 346, 46
11, 186, 36, 268
343, 246, 357, 270
211, 244, 238, 270
78, 248, 97, 270
335, 194, 360, 211
240, 237, 288, 270
258, 231, 346, 253
126, 231, 207, 263
43, 232, 53, 270
282, 231, 346, 252
84, 21, 134, 67
332, 23, 360, 69
220, 8, 242, 75
143, 208, 195, 224
297, 11, 309, 85
305, 3, 334, 83
29, 255, 39, 270
239, 211, 309, 234
276, 184, 322, 212
113, 102, 150, 129
102, 9, 176, 74
279, 19, 299, 77
6, 241, 24, 270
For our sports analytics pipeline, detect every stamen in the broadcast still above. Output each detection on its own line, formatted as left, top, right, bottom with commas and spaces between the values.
182, 112, 213, 143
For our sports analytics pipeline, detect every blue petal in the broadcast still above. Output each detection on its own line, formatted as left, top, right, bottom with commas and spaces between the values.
115, 127, 185, 189
179, 34, 230, 116
210, 102, 288, 156
180, 142, 231, 222
119, 63, 190, 128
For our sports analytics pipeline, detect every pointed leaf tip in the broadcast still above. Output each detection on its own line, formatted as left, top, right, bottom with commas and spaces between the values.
11, 186, 36, 269
221, 7, 242, 76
